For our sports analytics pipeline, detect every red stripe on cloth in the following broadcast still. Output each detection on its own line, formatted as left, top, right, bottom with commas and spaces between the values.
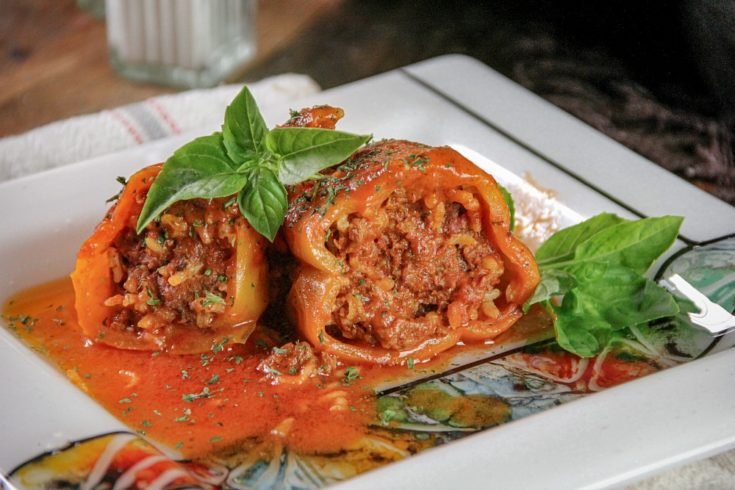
147, 99, 181, 135
110, 109, 145, 144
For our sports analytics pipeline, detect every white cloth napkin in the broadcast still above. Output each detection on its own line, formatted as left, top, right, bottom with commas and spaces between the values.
0, 73, 320, 182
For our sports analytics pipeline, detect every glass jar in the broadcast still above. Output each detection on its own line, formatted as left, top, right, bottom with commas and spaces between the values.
105, 0, 257, 88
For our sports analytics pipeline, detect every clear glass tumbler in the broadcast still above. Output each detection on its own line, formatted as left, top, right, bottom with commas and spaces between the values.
105, 0, 256, 88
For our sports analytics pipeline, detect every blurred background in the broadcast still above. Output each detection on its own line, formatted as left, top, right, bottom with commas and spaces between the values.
1, 0, 733, 203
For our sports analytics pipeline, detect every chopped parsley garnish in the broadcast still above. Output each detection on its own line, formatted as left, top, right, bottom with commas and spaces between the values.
105, 176, 128, 202
202, 291, 225, 307
145, 287, 161, 306
182, 387, 211, 402
175, 408, 192, 422
342, 366, 361, 385
211, 336, 230, 353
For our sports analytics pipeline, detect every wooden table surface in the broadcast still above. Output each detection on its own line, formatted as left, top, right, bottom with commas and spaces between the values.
0, 0, 338, 136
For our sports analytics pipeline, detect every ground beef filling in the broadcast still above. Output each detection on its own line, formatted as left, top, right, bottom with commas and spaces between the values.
326, 187, 505, 351
104, 198, 241, 334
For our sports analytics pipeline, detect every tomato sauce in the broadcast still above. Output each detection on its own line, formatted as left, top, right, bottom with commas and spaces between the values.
3, 277, 553, 462
3, 278, 377, 459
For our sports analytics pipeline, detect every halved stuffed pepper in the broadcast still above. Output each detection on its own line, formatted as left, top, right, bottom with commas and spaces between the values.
71, 164, 268, 353
284, 139, 540, 365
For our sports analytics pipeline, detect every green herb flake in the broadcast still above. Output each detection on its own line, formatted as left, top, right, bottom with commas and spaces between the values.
202, 291, 225, 307
106, 176, 128, 203
342, 366, 360, 385
223, 196, 238, 209
207, 374, 220, 385
182, 387, 211, 402
228, 355, 244, 365
211, 336, 230, 353
145, 287, 161, 306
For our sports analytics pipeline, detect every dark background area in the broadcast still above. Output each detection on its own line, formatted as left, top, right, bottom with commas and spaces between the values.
246, 0, 735, 204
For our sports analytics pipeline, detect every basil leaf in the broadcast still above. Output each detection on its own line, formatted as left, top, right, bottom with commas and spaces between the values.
570, 266, 679, 329
136, 134, 247, 233
222, 86, 269, 164
553, 312, 603, 358
571, 216, 683, 274
268, 127, 372, 185
534, 213, 684, 358
550, 266, 679, 357
536, 213, 624, 265
497, 183, 515, 232
523, 268, 576, 311
237, 168, 287, 242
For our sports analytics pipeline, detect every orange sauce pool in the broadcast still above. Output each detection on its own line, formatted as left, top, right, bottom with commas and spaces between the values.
3, 278, 379, 459
2, 277, 552, 460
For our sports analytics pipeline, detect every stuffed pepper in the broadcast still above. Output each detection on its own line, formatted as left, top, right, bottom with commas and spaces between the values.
71, 164, 268, 353
284, 138, 540, 365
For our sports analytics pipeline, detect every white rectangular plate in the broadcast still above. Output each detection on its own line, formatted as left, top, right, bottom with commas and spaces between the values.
1, 55, 734, 489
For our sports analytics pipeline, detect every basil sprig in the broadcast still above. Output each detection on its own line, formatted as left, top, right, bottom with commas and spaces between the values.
136, 87, 371, 241
525, 213, 684, 357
